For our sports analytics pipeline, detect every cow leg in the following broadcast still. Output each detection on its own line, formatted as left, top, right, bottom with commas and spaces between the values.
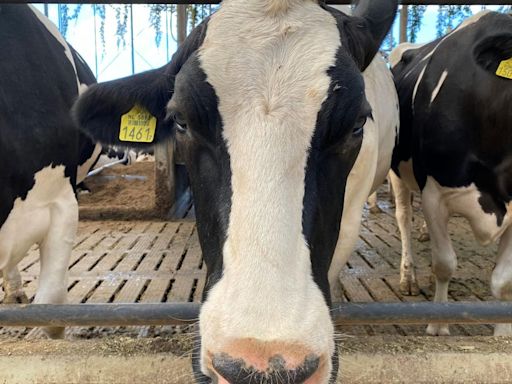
2, 266, 29, 304
33, 190, 77, 339
389, 171, 419, 296
422, 185, 454, 336
491, 226, 512, 336
367, 191, 382, 214
418, 220, 430, 242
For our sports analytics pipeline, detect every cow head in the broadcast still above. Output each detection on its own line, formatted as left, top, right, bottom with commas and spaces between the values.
74, 1, 397, 382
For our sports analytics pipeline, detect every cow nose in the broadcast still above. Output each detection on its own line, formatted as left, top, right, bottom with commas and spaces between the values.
212, 352, 320, 384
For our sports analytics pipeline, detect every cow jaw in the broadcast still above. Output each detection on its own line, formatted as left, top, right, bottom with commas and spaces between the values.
197, 0, 339, 381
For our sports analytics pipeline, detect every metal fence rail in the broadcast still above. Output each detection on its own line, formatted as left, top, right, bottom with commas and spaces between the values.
1, 302, 512, 327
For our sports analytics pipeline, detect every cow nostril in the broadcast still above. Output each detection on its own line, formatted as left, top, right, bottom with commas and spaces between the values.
212, 353, 320, 384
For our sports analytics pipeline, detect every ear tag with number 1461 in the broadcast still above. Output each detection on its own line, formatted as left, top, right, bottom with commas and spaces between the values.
119, 105, 157, 143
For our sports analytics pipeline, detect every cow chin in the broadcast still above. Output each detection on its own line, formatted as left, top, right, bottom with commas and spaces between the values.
196, 273, 335, 384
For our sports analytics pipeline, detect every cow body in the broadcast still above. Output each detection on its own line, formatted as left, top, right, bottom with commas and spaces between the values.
0, 5, 94, 337
390, 11, 512, 335
74, 0, 398, 382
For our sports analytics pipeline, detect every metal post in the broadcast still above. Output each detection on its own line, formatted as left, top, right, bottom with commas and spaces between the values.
130, 4, 135, 75
93, 4, 99, 79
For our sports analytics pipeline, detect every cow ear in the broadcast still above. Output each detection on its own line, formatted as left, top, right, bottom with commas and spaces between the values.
474, 32, 512, 74
344, 0, 398, 71
73, 17, 210, 148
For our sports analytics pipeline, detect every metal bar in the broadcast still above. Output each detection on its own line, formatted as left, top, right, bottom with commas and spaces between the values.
14, 1, 512, 5
1, 302, 512, 327
86, 151, 128, 178
331, 302, 512, 325
0, 303, 199, 327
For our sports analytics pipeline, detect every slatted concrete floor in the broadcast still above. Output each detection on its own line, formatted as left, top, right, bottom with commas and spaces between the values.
0, 188, 499, 338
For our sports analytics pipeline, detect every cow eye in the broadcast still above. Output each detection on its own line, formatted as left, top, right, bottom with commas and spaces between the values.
353, 116, 367, 136
172, 112, 187, 134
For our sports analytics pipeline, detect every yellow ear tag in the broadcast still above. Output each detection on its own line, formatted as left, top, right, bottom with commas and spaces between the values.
119, 105, 157, 143
496, 58, 512, 80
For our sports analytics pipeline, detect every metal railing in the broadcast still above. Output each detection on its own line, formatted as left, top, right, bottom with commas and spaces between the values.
1, 302, 511, 327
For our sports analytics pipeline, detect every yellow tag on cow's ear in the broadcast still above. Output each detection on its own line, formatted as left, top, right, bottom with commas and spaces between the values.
496, 58, 512, 80
119, 105, 157, 143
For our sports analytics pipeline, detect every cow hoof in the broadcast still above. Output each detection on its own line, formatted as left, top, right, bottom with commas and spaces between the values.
369, 205, 383, 214
418, 232, 430, 242
399, 279, 420, 296
494, 324, 512, 336
43, 327, 65, 339
426, 324, 450, 336
3, 292, 29, 304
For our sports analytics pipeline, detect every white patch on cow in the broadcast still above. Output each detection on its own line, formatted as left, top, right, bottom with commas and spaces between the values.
0, 165, 77, 328
198, 1, 337, 380
430, 70, 449, 105
412, 65, 427, 106
423, 177, 512, 245
455, 10, 492, 31
425, 178, 511, 245
388, 42, 423, 68
77, 143, 102, 184
78, 83, 89, 95
422, 177, 512, 335
28, 5, 80, 92
329, 55, 399, 300
0, 165, 77, 267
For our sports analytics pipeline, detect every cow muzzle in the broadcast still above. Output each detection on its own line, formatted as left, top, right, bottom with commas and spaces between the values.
207, 339, 328, 384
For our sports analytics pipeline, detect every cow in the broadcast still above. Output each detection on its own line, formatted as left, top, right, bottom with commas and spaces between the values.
389, 11, 512, 336
0, 5, 96, 338
74, 0, 399, 382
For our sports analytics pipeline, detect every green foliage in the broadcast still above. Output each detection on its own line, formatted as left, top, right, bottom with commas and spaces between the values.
115, 5, 130, 49
58, 4, 82, 38
94, 5, 106, 57
147, 4, 175, 47
436, 5, 472, 37
408, 5, 427, 43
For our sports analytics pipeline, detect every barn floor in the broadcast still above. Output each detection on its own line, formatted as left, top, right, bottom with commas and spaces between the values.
0, 186, 499, 339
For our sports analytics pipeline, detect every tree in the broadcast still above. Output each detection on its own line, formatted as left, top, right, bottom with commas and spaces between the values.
57, 4, 214, 50
436, 5, 473, 37
399, 5, 427, 44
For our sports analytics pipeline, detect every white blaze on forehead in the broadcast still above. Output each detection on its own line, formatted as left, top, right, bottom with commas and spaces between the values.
198, 0, 339, 377
28, 5, 80, 92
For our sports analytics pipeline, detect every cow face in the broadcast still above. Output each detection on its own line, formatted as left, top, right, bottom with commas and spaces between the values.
74, 1, 397, 382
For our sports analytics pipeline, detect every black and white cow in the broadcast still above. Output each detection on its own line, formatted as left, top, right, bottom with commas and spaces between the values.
0, 5, 96, 338
389, 11, 512, 336
74, 0, 398, 382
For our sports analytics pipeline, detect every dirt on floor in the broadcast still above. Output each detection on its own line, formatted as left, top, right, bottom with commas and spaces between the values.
2, 335, 512, 358
0, 334, 194, 357
78, 162, 158, 220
